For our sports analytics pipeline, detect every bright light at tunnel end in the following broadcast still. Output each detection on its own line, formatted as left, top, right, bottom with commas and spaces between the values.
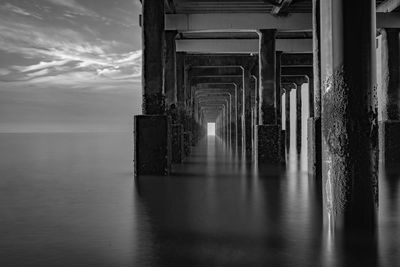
207, 123, 216, 136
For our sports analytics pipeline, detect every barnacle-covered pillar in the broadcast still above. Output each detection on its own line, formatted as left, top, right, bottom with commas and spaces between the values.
320, 0, 378, 230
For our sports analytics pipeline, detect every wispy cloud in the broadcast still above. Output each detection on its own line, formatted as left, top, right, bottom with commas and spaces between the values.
26, 69, 50, 78
0, 16, 142, 89
13, 60, 70, 73
1, 3, 43, 20
44, 0, 97, 18
0, 68, 11, 76
0, 0, 142, 92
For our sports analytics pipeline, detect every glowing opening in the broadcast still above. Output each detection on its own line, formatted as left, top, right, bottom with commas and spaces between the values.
207, 123, 216, 136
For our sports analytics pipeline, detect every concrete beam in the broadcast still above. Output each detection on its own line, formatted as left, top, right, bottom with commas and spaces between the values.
377, 13, 400, 28
166, 13, 400, 31
272, 0, 294, 15
166, 13, 312, 31
281, 66, 313, 76
377, 0, 400, 13
281, 53, 313, 66
281, 76, 308, 85
185, 54, 257, 68
191, 67, 242, 77
195, 92, 232, 98
176, 39, 312, 53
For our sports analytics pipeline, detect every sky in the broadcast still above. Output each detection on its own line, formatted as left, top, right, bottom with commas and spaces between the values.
0, 0, 143, 132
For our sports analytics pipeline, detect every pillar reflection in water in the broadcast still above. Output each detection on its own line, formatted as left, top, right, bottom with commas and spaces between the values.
300, 83, 309, 172
288, 88, 298, 172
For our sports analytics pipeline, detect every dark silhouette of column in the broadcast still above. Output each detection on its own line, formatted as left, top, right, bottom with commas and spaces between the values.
309, 0, 322, 178
380, 28, 400, 167
135, 0, 170, 175
257, 29, 281, 165
244, 69, 253, 160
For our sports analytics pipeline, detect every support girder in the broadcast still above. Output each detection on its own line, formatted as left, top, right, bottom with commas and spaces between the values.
176, 39, 312, 53
185, 54, 257, 69
377, 0, 400, 12
166, 13, 312, 31
166, 13, 400, 31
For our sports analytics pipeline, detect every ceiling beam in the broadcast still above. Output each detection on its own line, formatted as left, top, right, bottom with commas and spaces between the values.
377, 13, 400, 28
377, 0, 400, 12
271, 0, 294, 15
166, 13, 312, 31
176, 38, 312, 53
166, 13, 400, 31
262, 0, 281, 7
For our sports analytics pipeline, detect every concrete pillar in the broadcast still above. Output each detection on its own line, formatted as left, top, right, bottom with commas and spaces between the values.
282, 84, 293, 153
276, 52, 282, 127
320, 0, 377, 230
175, 52, 186, 160
135, 0, 171, 176
259, 29, 277, 124
142, 0, 164, 114
171, 124, 184, 163
308, 0, 322, 178
295, 82, 303, 154
257, 29, 280, 165
276, 52, 285, 164
244, 69, 253, 160
183, 64, 192, 154
251, 75, 257, 160
380, 29, 400, 167
164, 30, 177, 107
176, 52, 185, 109
164, 31, 183, 164
252, 75, 259, 129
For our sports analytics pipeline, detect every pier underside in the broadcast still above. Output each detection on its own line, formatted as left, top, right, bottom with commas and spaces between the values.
135, 0, 400, 233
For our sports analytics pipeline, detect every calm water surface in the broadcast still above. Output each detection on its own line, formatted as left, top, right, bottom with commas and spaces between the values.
0, 133, 399, 266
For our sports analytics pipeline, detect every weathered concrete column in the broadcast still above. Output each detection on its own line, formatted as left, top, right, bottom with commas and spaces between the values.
175, 53, 186, 161
282, 83, 294, 153
142, 0, 164, 114
251, 75, 257, 159
182, 64, 193, 155
176, 52, 185, 109
135, 0, 171, 176
276, 52, 282, 127
282, 76, 307, 155
259, 29, 277, 124
164, 30, 177, 107
320, 0, 378, 230
380, 28, 400, 167
243, 68, 253, 160
295, 81, 302, 154
164, 31, 183, 164
236, 82, 244, 157
276, 52, 285, 164
257, 29, 280, 164
308, 0, 322, 178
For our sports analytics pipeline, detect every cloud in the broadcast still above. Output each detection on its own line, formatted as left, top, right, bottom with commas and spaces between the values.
1, 3, 43, 20
0, 2, 142, 91
13, 60, 70, 72
26, 69, 50, 78
44, 0, 97, 17
0, 68, 11, 76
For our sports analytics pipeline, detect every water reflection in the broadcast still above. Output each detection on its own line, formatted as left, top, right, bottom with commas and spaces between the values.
1, 133, 399, 266
137, 136, 399, 266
